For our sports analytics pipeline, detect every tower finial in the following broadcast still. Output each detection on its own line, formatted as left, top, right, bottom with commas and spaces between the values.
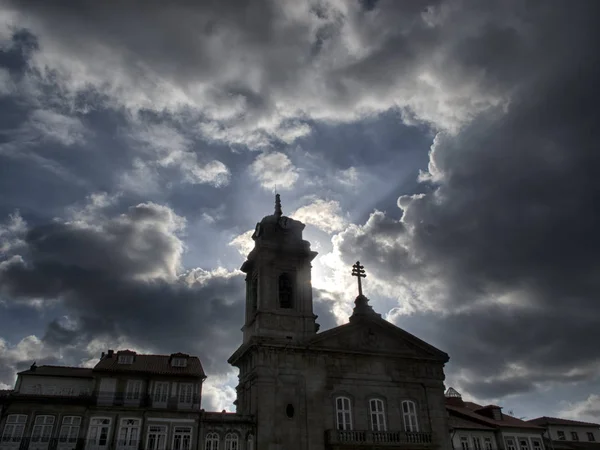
275, 193, 282, 218
351, 261, 366, 296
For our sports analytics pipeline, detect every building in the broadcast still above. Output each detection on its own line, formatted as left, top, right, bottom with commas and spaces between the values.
526, 417, 600, 450
445, 388, 546, 450
1, 195, 453, 450
0, 353, 255, 450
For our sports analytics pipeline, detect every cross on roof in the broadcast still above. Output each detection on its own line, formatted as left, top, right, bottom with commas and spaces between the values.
351, 261, 366, 296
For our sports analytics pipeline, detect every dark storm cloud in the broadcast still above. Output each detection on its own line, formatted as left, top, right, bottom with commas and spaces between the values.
331, 0, 600, 401
0, 201, 246, 385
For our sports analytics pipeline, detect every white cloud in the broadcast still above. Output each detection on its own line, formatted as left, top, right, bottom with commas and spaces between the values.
125, 123, 231, 188
0, 211, 26, 255
291, 199, 347, 234
249, 152, 299, 190
228, 230, 255, 258
560, 395, 600, 421
25, 110, 87, 146
3, 1, 510, 148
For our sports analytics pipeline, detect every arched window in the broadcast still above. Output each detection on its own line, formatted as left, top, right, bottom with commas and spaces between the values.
369, 399, 386, 431
335, 396, 352, 430
402, 400, 419, 432
225, 433, 238, 450
278, 273, 293, 309
204, 433, 219, 450
246, 434, 254, 450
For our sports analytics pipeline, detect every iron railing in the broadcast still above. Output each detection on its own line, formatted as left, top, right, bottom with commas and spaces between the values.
0, 438, 195, 450
326, 430, 433, 446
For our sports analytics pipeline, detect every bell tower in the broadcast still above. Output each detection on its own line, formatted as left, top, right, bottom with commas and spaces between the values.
240, 194, 319, 343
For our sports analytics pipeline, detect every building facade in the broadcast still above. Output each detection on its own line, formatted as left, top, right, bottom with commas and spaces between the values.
526, 416, 600, 450
1, 195, 453, 450
446, 388, 546, 450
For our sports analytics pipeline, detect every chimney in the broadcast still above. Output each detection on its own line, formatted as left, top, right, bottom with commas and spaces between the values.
107, 349, 114, 358
101, 352, 105, 360
30, 361, 37, 371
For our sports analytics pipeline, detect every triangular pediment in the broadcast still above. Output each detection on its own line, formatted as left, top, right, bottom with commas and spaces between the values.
308, 316, 448, 362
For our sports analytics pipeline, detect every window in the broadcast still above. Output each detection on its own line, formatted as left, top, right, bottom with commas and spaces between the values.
505, 438, 516, 450
571, 432, 579, 441
1, 415, 27, 443
519, 439, 530, 450
247, 434, 254, 450
484, 437, 493, 450
588, 432, 596, 442
278, 273, 293, 308
171, 358, 187, 367
172, 427, 192, 450
146, 426, 167, 450
369, 399, 386, 431
557, 431, 565, 441
86, 418, 112, 450
98, 378, 116, 404
204, 432, 219, 450
59, 417, 81, 445
460, 437, 470, 450
401, 400, 419, 432
117, 419, 140, 450
224, 433, 238, 450
31, 415, 55, 446
532, 439, 542, 450
335, 396, 352, 431
153, 382, 169, 405
126, 380, 142, 401
473, 437, 482, 450
179, 383, 193, 405
118, 354, 134, 364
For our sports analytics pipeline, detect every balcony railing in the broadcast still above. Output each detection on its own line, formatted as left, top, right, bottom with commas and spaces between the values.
0, 438, 194, 450
326, 430, 433, 446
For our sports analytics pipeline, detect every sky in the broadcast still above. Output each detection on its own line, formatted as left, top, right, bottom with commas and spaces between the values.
0, 0, 599, 422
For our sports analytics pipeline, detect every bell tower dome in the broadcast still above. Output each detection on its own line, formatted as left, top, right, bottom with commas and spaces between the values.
240, 194, 319, 343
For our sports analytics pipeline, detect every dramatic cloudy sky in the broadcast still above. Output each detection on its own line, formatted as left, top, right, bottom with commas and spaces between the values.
1, 0, 599, 421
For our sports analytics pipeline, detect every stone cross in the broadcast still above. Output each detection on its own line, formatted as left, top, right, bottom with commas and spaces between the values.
351, 261, 366, 296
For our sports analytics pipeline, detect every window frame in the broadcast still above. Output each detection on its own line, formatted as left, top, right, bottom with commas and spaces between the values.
531, 438, 542, 450
247, 434, 254, 450
153, 381, 170, 405
178, 383, 194, 405
172, 426, 192, 450
59, 416, 81, 444
587, 432, 596, 442
518, 438, 530, 450
473, 436, 482, 450
571, 432, 579, 441
171, 358, 187, 368
505, 437, 517, 450
224, 432, 239, 450
118, 354, 134, 364
401, 400, 419, 432
31, 415, 56, 444
557, 431, 565, 441
204, 432, 219, 450
145, 425, 167, 450
1, 414, 28, 443
335, 396, 353, 431
125, 380, 143, 401
484, 437, 493, 450
460, 436, 470, 450
116, 418, 141, 450
86, 417, 112, 449
369, 398, 387, 431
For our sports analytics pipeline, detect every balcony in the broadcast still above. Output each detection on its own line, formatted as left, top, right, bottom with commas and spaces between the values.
326, 430, 433, 448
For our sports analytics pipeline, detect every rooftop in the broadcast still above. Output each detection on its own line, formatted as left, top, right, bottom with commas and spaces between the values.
527, 416, 600, 428
17, 365, 94, 378
94, 351, 205, 378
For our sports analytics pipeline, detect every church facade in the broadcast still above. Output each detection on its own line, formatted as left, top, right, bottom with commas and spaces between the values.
226, 195, 452, 450
0, 196, 452, 450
